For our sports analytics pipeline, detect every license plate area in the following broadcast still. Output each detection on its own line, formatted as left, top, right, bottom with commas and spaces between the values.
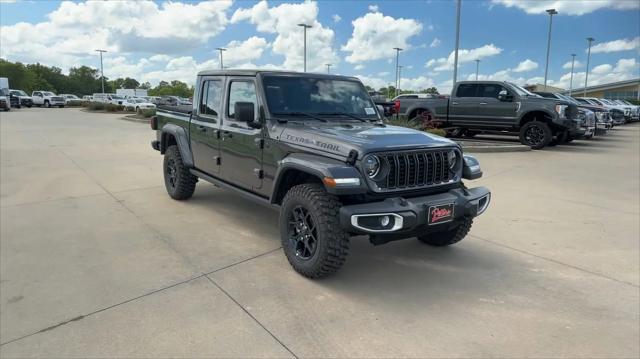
428, 203, 455, 225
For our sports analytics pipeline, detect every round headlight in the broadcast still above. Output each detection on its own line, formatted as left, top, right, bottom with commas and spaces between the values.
363, 155, 380, 178
447, 150, 457, 170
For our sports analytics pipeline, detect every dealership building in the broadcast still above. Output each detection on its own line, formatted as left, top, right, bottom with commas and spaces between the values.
560, 78, 640, 100
524, 78, 639, 100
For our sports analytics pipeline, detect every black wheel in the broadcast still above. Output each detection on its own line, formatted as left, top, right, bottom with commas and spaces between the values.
163, 145, 197, 200
27, 105, 32, 108
417, 218, 473, 247
280, 183, 349, 278
44, 101, 50, 108
519, 120, 552, 149
58, 105, 64, 108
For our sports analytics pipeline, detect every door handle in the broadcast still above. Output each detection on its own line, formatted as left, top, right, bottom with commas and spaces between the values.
451, 101, 459, 105
479, 102, 488, 105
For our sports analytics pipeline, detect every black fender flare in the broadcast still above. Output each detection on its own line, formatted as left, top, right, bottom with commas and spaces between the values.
518, 110, 556, 126
406, 105, 438, 120
161, 123, 194, 167
271, 153, 367, 203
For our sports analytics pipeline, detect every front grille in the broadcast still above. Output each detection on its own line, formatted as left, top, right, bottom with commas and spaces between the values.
373, 149, 456, 191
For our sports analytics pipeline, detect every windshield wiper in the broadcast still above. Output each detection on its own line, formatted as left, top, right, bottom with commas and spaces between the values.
317, 112, 371, 122
272, 112, 327, 122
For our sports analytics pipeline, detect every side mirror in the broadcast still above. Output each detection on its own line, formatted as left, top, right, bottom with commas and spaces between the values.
234, 101, 260, 128
498, 90, 513, 102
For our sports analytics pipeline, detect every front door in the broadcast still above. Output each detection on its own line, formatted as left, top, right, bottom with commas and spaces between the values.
474, 84, 518, 127
449, 83, 479, 126
220, 78, 263, 190
190, 77, 223, 174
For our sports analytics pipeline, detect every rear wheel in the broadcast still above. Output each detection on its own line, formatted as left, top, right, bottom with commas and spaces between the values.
163, 145, 197, 200
417, 218, 473, 247
280, 183, 349, 278
463, 130, 478, 138
446, 128, 465, 138
519, 120, 552, 149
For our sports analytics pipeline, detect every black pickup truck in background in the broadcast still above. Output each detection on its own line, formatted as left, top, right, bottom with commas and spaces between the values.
395, 81, 580, 149
368, 91, 397, 117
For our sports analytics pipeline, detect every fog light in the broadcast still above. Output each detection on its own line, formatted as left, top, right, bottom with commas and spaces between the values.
380, 215, 390, 227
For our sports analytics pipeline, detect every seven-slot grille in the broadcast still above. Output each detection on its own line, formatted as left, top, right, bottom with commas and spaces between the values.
374, 150, 455, 190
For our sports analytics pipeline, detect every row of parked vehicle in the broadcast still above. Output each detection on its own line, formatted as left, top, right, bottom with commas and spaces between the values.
85, 93, 192, 107
374, 81, 639, 149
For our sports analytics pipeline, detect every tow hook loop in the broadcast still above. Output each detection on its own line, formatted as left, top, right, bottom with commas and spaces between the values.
346, 150, 358, 165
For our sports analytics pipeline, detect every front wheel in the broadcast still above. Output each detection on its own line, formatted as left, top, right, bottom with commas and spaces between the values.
417, 218, 473, 247
44, 101, 50, 108
280, 183, 350, 278
519, 121, 552, 149
163, 145, 197, 200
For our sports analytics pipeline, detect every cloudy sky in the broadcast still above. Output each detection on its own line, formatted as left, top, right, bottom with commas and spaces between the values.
1, 0, 638, 93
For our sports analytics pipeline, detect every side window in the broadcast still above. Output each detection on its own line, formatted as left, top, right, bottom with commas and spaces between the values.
478, 84, 505, 99
455, 84, 478, 98
200, 80, 222, 117
228, 81, 257, 119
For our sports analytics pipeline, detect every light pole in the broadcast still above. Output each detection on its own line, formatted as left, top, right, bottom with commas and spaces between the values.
95, 49, 107, 93
393, 47, 402, 95
397, 65, 404, 97
569, 54, 576, 96
584, 37, 595, 97
474, 59, 480, 81
452, 0, 461, 84
298, 23, 312, 72
325, 64, 332, 74
215, 47, 227, 70
543, 8, 558, 90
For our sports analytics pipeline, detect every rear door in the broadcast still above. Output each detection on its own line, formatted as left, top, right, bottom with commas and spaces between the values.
219, 78, 263, 190
190, 77, 224, 175
474, 83, 518, 127
449, 83, 479, 126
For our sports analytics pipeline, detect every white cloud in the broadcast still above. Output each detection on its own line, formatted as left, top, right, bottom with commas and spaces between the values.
354, 64, 365, 70
377, 71, 390, 77
368, 4, 379, 12
231, 1, 339, 72
222, 36, 269, 65
590, 37, 640, 54
491, 0, 639, 16
425, 44, 502, 71
400, 76, 436, 90
354, 75, 389, 90
430, 38, 441, 48
512, 59, 538, 73
332, 14, 341, 23
542, 58, 639, 90
0, 0, 233, 68
591, 63, 613, 74
562, 60, 583, 69
341, 12, 422, 63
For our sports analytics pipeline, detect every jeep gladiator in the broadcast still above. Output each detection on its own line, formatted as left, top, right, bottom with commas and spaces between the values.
151, 70, 490, 278
397, 81, 580, 149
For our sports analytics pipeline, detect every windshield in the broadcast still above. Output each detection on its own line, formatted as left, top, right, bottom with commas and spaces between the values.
263, 75, 377, 118
589, 99, 603, 106
43, 92, 55, 96
507, 83, 538, 97
556, 93, 579, 105
11, 90, 27, 96
111, 95, 124, 99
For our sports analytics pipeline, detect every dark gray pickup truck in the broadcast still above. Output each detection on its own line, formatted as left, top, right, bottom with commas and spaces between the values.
397, 81, 580, 149
151, 70, 490, 278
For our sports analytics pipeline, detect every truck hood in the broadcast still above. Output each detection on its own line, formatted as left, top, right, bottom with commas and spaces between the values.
277, 122, 457, 158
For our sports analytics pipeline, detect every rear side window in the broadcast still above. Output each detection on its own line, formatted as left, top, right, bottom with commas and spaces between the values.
228, 81, 257, 118
200, 80, 222, 117
455, 84, 478, 97
477, 84, 506, 99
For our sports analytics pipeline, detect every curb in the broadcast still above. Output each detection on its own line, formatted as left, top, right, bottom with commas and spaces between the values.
120, 115, 150, 124
456, 141, 531, 153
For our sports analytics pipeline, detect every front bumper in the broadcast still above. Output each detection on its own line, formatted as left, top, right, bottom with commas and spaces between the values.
339, 186, 490, 237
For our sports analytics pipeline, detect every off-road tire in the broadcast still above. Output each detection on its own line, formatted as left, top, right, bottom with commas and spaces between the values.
417, 217, 473, 247
163, 145, 197, 200
44, 100, 50, 108
519, 120, 552, 149
446, 128, 465, 138
280, 183, 350, 278
464, 130, 478, 138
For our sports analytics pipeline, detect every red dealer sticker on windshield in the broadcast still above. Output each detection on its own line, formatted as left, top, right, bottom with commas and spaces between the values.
428, 204, 455, 225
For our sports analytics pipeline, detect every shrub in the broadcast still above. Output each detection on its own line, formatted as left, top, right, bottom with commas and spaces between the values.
140, 108, 156, 118
87, 101, 106, 111
66, 100, 88, 107
385, 115, 447, 137
105, 103, 125, 112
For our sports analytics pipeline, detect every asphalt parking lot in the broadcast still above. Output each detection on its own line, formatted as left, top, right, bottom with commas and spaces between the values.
1, 107, 638, 358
